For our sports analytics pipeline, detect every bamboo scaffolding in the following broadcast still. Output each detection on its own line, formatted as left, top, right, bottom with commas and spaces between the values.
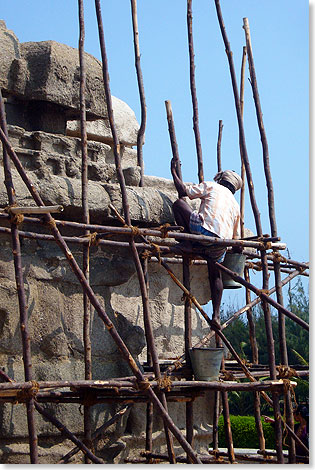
0, 105, 202, 466
157, 259, 308, 454
214, 1, 284, 460
95, 1, 195, 462
0, 3, 308, 464
187, 0, 204, 182
77, 0, 93, 462
133, 451, 281, 464
243, 16, 296, 462
0, 90, 39, 464
131, 0, 146, 186
164, 266, 305, 374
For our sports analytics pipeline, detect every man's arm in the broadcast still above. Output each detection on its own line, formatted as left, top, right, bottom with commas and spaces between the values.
171, 157, 187, 198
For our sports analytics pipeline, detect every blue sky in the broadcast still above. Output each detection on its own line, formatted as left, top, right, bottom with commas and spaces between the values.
1, 1, 309, 273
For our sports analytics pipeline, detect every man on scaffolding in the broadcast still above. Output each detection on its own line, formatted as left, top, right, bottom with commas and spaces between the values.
170, 157, 242, 329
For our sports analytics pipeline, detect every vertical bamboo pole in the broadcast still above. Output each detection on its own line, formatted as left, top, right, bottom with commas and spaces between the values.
214, 2, 283, 462
183, 257, 194, 462
187, 0, 204, 183
243, 17, 296, 462
165, 100, 183, 182
130, 0, 146, 186
94, 2, 177, 462
238, 41, 264, 453
165, 99, 193, 460
78, 0, 92, 462
0, 92, 38, 463
239, 46, 247, 239
212, 132, 222, 454
141, 255, 153, 458
216, 120, 223, 173
221, 391, 235, 463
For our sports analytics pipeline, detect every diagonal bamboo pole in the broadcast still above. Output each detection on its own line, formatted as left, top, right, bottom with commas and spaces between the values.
0, 90, 39, 464
187, 0, 204, 182
0, 127, 202, 465
130, 0, 147, 187
243, 17, 296, 462
77, 0, 93, 462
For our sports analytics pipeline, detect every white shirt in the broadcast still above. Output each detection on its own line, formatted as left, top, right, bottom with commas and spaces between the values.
186, 181, 240, 239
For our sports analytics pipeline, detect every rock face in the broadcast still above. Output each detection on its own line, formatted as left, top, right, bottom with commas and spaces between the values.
0, 21, 215, 464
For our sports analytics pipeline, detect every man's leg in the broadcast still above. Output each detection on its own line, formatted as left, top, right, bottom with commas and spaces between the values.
206, 260, 223, 329
172, 198, 193, 233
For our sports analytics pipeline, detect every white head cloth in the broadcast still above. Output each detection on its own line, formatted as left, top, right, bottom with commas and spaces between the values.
214, 170, 243, 191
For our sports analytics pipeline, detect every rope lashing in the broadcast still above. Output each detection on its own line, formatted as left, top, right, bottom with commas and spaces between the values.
173, 360, 183, 370
45, 219, 57, 230
158, 223, 171, 238
16, 380, 40, 402
88, 232, 99, 247
136, 379, 151, 391
181, 292, 192, 305
140, 250, 152, 261
276, 365, 297, 379
221, 370, 237, 381
124, 224, 141, 237
150, 242, 162, 264
258, 288, 270, 299
157, 375, 173, 392
5, 204, 24, 226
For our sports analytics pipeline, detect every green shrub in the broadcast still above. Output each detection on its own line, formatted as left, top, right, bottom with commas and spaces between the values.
218, 415, 276, 449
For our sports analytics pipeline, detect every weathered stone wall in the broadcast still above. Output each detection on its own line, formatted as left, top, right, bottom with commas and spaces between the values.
0, 20, 214, 463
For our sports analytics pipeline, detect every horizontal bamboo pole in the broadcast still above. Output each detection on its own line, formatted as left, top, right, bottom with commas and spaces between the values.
1, 205, 64, 214
0, 212, 286, 251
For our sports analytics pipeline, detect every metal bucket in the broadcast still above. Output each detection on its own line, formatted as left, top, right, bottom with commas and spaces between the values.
222, 252, 246, 289
189, 347, 224, 381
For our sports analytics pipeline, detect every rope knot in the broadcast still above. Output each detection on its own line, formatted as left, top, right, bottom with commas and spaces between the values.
16, 380, 39, 402
157, 375, 173, 392
158, 223, 171, 238
6, 204, 24, 226
137, 379, 151, 391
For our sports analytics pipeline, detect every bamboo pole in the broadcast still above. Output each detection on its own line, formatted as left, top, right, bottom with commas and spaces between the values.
78, 0, 92, 462
187, 0, 204, 182
165, 100, 183, 182
243, 17, 296, 462
216, 120, 223, 172
0, 115, 202, 465
131, 0, 146, 186
0, 90, 39, 464
239, 43, 263, 450
183, 256, 194, 462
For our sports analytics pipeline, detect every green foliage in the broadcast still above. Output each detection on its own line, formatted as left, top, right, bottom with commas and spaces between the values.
217, 415, 276, 449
